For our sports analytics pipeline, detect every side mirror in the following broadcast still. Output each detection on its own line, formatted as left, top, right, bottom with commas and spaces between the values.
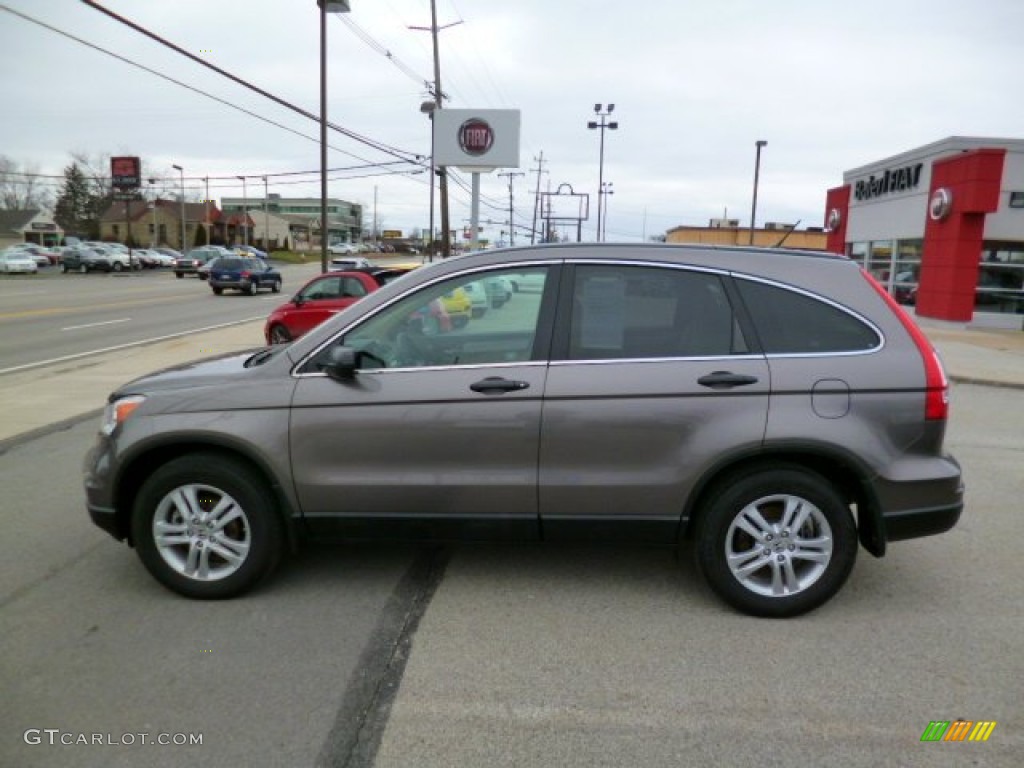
292, 295, 305, 306
323, 345, 358, 380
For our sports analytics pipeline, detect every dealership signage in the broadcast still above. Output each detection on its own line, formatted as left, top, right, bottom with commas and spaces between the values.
854, 162, 924, 201
433, 109, 521, 170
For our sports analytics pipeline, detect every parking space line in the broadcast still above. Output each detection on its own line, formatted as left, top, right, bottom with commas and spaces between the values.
61, 318, 132, 331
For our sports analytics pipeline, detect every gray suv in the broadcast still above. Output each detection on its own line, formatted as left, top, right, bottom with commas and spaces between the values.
84, 244, 963, 617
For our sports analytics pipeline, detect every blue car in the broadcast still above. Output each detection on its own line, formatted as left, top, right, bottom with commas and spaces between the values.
208, 257, 282, 295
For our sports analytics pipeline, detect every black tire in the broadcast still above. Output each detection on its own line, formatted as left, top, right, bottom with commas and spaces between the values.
61, 263, 68, 273
79, 264, 88, 274
212, 286, 223, 295
112, 261, 123, 272
175, 272, 184, 279
271, 279, 282, 293
694, 466, 857, 618
269, 324, 291, 344
246, 281, 257, 296
131, 453, 284, 599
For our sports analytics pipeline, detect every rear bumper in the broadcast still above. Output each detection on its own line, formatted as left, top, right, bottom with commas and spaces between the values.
882, 498, 963, 541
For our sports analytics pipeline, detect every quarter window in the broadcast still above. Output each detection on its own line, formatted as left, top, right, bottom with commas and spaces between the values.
736, 279, 880, 354
568, 265, 744, 359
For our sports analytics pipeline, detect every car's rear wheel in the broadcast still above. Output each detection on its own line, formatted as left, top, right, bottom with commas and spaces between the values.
61, 263, 68, 273
695, 467, 857, 617
212, 286, 223, 295
131, 454, 284, 599
79, 264, 88, 274
175, 272, 184, 279
269, 324, 292, 344
112, 261, 123, 272
247, 281, 257, 296
271, 279, 281, 293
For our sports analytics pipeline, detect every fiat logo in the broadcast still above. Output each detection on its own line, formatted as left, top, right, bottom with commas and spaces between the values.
458, 118, 494, 156
826, 208, 842, 232
929, 188, 952, 221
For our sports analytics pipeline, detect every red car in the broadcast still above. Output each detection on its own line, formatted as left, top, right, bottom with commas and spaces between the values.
264, 267, 439, 344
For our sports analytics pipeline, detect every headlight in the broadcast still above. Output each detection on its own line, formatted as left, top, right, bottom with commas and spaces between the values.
101, 395, 146, 436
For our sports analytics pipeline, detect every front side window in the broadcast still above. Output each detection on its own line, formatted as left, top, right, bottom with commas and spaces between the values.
736, 278, 880, 354
568, 265, 744, 359
321, 267, 550, 370
298, 276, 342, 301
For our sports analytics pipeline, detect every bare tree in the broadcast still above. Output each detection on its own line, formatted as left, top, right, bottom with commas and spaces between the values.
0, 155, 52, 210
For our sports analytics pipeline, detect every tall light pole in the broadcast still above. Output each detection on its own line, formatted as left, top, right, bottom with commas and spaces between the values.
600, 181, 614, 241
148, 177, 157, 247
237, 175, 248, 247
588, 103, 618, 242
171, 164, 185, 253
262, 176, 270, 253
319, 1, 351, 273
204, 176, 211, 245
749, 139, 767, 245
420, 100, 436, 261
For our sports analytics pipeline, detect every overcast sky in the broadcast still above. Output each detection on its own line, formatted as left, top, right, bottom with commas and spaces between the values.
2, 0, 1023, 243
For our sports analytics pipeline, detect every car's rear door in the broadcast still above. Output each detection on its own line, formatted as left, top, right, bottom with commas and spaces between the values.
539, 261, 770, 542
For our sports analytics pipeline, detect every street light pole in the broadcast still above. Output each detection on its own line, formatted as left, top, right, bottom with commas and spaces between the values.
319, 1, 351, 273
172, 164, 185, 253
237, 176, 248, 247
420, 100, 436, 261
600, 181, 614, 241
262, 176, 270, 253
749, 139, 767, 245
587, 103, 618, 242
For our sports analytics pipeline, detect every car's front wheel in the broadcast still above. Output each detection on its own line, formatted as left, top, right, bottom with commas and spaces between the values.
246, 281, 257, 296
268, 324, 292, 344
695, 466, 857, 618
271, 279, 281, 293
131, 454, 284, 599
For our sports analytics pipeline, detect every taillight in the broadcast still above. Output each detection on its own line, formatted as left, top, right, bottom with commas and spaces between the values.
240, 271, 252, 279
861, 270, 948, 420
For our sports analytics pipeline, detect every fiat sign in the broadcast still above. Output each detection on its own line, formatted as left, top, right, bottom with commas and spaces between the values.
434, 109, 520, 170
459, 119, 494, 156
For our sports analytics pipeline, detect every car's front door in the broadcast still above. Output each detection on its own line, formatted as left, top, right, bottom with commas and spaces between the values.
539, 262, 770, 542
289, 265, 558, 539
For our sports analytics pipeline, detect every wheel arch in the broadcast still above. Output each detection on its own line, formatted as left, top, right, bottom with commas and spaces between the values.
679, 443, 885, 557
113, 437, 300, 552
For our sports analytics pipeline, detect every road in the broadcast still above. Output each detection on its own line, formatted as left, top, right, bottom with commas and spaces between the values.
0, 263, 322, 373
1, 382, 1021, 767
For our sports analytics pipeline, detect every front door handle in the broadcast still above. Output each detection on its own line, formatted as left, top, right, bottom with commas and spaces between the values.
697, 371, 759, 389
470, 377, 530, 394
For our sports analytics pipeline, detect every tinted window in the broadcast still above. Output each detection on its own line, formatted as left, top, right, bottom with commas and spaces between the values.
569, 265, 744, 359
217, 258, 244, 270
736, 279, 880, 354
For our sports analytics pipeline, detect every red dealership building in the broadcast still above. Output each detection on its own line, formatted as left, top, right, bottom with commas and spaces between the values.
825, 137, 1024, 328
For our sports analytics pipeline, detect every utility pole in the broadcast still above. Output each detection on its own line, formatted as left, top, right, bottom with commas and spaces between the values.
498, 171, 524, 246
410, 2, 462, 258
529, 152, 547, 245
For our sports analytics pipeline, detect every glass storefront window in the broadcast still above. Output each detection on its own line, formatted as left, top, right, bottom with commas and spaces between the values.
867, 240, 893, 283
977, 242, 1024, 314
892, 239, 922, 305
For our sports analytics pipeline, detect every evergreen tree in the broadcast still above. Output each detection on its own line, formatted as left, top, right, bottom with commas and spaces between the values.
53, 163, 93, 238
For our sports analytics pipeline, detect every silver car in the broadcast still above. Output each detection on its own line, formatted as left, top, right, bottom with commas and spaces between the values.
84, 244, 963, 617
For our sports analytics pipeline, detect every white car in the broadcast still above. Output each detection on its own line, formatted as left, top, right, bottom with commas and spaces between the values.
329, 256, 372, 270
0, 251, 39, 274
461, 281, 490, 319
328, 242, 358, 255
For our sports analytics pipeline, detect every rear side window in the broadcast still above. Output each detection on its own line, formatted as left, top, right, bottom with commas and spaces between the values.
736, 279, 880, 354
218, 258, 244, 270
569, 265, 746, 359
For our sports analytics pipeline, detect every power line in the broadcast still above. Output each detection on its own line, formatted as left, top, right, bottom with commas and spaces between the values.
76, 0, 423, 164
1, 3, 421, 171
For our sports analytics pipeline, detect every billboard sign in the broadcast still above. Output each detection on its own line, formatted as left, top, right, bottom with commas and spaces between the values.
111, 156, 141, 191
434, 109, 520, 170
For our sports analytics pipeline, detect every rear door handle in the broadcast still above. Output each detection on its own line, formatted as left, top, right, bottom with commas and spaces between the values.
470, 377, 530, 394
697, 371, 759, 389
